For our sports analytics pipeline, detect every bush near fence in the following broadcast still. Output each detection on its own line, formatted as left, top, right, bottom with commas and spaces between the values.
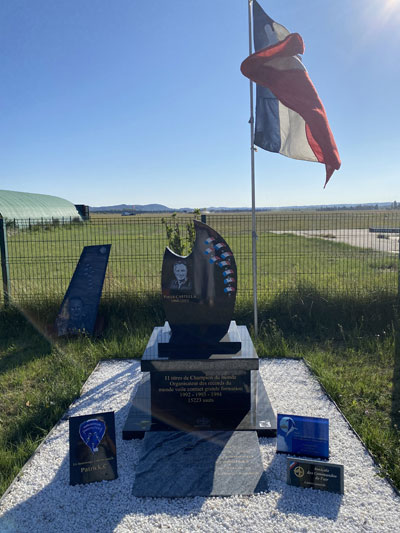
0, 211, 399, 305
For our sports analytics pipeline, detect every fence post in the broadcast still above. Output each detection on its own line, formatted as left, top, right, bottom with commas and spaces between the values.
398, 229, 400, 310
201, 214, 207, 224
0, 218, 10, 306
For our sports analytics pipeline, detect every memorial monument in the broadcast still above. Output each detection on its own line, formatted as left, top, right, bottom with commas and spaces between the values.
124, 220, 276, 497
56, 244, 111, 336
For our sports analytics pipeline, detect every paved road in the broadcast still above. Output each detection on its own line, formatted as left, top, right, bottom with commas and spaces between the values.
272, 228, 399, 254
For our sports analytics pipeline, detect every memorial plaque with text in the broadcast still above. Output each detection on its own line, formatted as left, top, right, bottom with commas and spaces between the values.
69, 411, 118, 485
151, 371, 251, 429
287, 457, 344, 494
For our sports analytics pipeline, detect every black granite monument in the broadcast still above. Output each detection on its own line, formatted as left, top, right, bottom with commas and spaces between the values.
160, 220, 239, 355
125, 221, 276, 497
56, 244, 111, 336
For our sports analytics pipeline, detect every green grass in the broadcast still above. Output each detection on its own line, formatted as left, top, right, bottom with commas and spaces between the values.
1, 290, 400, 497
2, 210, 399, 303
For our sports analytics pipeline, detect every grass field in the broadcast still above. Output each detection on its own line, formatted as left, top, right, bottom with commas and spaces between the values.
2, 210, 399, 302
90, 209, 400, 231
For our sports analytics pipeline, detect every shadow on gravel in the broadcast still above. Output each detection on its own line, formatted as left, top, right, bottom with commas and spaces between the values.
265, 454, 342, 520
276, 485, 342, 520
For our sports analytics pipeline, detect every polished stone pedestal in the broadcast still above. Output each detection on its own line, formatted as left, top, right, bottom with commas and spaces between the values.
123, 321, 276, 439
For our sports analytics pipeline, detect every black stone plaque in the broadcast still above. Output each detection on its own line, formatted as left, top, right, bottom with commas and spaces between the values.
161, 220, 238, 353
132, 431, 268, 497
150, 370, 251, 430
69, 411, 118, 485
56, 244, 111, 336
287, 457, 344, 494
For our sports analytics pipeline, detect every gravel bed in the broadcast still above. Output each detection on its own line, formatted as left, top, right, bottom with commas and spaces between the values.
1, 359, 400, 533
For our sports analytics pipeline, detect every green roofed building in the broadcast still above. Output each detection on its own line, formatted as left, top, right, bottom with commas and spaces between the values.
0, 190, 82, 224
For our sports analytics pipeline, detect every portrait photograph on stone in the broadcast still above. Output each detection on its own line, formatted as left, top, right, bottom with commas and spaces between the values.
160, 220, 238, 354
55, 244, 111, 336
2, 0, 400, 531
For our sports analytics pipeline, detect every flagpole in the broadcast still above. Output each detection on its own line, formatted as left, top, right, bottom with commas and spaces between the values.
247, 0, 258, 336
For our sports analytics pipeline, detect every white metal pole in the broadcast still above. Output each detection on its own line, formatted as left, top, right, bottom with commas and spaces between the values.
247, 0, 258, 336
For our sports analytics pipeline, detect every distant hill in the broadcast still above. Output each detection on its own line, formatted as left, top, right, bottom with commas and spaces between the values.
90, 203, 174, 213
90, 201, 397, 214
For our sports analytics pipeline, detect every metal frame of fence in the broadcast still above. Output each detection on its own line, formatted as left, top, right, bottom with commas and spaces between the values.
0, 211, 399, 304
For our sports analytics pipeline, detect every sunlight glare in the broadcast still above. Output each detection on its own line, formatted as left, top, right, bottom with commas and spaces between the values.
382, 0, 400, 21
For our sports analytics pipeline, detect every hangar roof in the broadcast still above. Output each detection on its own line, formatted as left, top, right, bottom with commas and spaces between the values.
0, 190, 81, 222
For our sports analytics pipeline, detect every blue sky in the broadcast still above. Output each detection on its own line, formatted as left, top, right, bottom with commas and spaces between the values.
1, 0, 399, 209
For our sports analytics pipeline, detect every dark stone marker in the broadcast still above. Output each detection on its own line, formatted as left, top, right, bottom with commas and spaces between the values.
132, 431, 268, 497
277, 414, 329, 459
123, 323, 277, 438
124, 221, 276, 497
56, 244, 111, 336
287, 457, 344, 494
161, 220, 239, 355
69, 411, 118, 485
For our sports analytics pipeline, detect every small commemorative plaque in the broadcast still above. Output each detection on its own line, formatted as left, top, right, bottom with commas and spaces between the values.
69, 411, 118, 485
277, 414, 329, 459
287, 457, 344, 494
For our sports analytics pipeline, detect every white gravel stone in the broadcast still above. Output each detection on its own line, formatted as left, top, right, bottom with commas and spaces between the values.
1, 358, 400, 532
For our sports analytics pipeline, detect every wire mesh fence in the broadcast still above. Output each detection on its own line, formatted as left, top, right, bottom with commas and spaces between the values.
1, 211, 399, 305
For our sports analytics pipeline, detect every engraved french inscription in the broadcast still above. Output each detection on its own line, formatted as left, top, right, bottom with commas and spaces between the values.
151, 371, 250, 411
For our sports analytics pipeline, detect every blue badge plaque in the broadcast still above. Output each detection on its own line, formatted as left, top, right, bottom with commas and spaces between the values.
69, 411, 118, 485
277, 414, 329, 459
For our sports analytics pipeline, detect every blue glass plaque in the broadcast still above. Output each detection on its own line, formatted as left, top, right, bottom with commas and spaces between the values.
277, 413, 329, 459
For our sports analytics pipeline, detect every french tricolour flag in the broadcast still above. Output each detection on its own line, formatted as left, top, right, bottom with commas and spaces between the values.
241, 1, 341, 186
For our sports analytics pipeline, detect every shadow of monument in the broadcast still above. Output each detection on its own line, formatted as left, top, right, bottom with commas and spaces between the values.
131, 429, 268, 498
264, 454, 342, 520
0, 339, 52, 377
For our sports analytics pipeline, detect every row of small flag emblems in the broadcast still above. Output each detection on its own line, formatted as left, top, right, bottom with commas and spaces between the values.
203, 238, 236, 295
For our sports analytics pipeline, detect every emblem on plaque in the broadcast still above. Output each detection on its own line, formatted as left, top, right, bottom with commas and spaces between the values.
79, 418, 106, 453
279, 416, 296, 436
293, 465, 305, 478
